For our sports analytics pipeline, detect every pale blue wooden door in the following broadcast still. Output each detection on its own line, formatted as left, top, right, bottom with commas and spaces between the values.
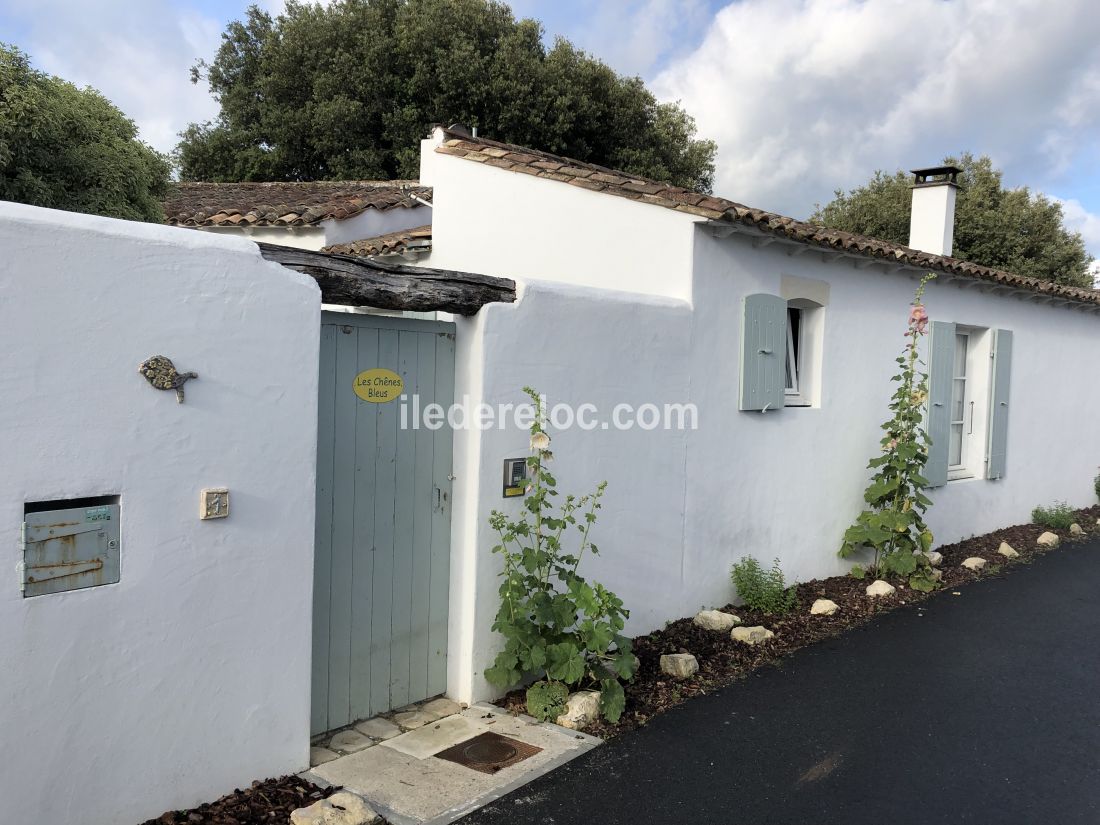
313, 312, 455, 734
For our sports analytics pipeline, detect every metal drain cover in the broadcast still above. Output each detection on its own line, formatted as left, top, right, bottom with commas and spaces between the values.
435, 731, 542, 774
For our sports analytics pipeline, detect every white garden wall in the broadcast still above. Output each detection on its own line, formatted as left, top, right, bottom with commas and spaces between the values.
430, 150, 1100, 705
0, 203, 321, 825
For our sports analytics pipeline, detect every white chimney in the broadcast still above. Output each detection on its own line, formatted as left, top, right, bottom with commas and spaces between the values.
908, 165, 961, 257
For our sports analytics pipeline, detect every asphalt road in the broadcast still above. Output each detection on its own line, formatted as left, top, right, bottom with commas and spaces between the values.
459, 538, 1100, 825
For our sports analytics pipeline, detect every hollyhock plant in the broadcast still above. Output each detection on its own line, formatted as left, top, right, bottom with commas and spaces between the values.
840, 275, 939, 592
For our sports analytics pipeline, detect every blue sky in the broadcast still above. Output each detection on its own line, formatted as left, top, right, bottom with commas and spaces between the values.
2, 0, 1098, 261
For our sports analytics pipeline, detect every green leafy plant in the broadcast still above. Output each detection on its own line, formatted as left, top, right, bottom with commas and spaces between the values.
524, 680, 569, 723
1032, 501, 1076, 530
484, 388, 637, 723
849, 564, 866, 580
840, 276, 938, 592
730, 556, 798, 614
1094, 468, 1099, 503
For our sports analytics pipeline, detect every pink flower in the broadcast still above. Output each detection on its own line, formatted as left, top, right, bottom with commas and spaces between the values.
908, 305, 929, 334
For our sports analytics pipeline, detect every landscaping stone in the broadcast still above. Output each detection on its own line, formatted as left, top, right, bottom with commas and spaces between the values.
1070, 523, 1084, 536
660, 653, 699, 679
926, 551, 944, 567
730, 626, 775, 645
1037, 531, 1061, 548
961, 557, 987, 571
392, 709, 441, 730
931, 568, 943, 582
420, 696, 463, 717
328, 729, 375, 753
810, 598, 839, 616
997, 542, 1019, 559
354, 716, 401, 740
556, 690, 601, 730
693, 609, 740, 631
291, 791, 380, 825
866, 580, 896, 598
309, 747, 339, 767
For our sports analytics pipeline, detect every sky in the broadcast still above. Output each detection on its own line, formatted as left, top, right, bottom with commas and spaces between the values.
2, 0, 1099, 261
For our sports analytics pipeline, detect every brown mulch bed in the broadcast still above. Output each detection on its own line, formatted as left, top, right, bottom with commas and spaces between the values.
498, 505, 1100, 738
140, 776, 340, 825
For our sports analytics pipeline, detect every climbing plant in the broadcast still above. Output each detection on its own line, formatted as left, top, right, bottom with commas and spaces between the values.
839, 276, 938, 592
484, 387, 637, 723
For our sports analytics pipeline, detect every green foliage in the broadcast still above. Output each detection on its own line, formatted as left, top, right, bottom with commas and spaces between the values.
849, 564, 866, 580
178, 0, 716, 191
1094, 469, 1100, 503
525, 680, 569, 722
484, 388, 637, 724
0, 44, 169, 221
1031, 501, 1076, 530
810, 153, 1093, 288
730, 556, 797, 614
840, 277, 938, 592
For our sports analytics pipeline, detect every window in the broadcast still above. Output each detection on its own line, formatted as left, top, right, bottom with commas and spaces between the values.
925, 322, 1012, 487
784, 307, 808, 406
948, 331, 970, 473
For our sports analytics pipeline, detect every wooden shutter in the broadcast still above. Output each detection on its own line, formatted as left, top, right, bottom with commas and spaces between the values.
986, 329, 1013, 480
739, 293, 787, 411
925, 320, 956, 487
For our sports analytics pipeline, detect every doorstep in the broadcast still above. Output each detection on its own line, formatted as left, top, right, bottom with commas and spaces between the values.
303, 703, 600, 825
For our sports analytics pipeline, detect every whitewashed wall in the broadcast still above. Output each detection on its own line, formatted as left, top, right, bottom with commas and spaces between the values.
0, 203, 320, 825
426, 150, 1100, 705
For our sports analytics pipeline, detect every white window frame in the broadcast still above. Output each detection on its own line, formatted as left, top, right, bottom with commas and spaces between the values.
946, 326, 993, 482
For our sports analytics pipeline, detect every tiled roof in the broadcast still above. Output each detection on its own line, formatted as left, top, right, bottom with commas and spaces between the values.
436, 131, 1100, 309
323, 225, 432, 257
164, 181, 431, 227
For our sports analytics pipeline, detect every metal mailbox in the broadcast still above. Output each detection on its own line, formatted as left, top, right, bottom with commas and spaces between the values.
21, 501, 121, 597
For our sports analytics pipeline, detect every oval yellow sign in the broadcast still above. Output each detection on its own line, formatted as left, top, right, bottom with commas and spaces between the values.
353, 368, 404, 403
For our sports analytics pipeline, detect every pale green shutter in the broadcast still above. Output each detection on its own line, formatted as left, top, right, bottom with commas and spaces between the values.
986, 329, 1013, 480
925, 320, 956, 487
739, 293, 787, 411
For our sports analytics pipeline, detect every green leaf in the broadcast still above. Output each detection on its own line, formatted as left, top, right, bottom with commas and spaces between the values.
545, 642, 586, 684
599, 678, 626, 723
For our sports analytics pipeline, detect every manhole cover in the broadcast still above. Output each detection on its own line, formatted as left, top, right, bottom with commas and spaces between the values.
435, 731, 542, 774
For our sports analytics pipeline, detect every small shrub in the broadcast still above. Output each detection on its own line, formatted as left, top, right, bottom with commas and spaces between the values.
730, 556, 798, 614
1032, 501, 1076, 529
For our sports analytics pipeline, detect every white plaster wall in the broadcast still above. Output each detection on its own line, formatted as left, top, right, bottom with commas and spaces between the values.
424, 151, 698, 300
683, 232, 1100, 605
320, 204, 431, 246
447, 281, 693, 704
0, 203, 321, 825
197, 224, 328, 250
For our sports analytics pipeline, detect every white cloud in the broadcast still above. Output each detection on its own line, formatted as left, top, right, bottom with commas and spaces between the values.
654, 0, 1100, 220
1052, 196, 1100, 260
5, 0, 224, 154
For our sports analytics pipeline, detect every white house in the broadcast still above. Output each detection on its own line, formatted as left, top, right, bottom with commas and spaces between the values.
3, 126, 1099, 824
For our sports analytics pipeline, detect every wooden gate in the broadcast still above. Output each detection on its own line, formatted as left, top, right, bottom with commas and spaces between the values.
312, 312, 455, 734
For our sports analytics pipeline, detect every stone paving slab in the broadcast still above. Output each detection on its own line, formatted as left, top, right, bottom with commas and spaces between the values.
381, 714, 489, 760
305, 703, 600, 825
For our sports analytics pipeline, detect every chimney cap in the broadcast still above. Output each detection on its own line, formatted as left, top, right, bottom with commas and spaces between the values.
910, 165, 963, 186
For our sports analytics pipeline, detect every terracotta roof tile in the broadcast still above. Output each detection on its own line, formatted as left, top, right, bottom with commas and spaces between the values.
436, 131, 1100, 309
322, 225, 433, 258
164, 181, 430, 227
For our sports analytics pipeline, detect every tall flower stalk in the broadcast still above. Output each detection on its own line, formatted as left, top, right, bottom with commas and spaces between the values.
840, 275, 939, 591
